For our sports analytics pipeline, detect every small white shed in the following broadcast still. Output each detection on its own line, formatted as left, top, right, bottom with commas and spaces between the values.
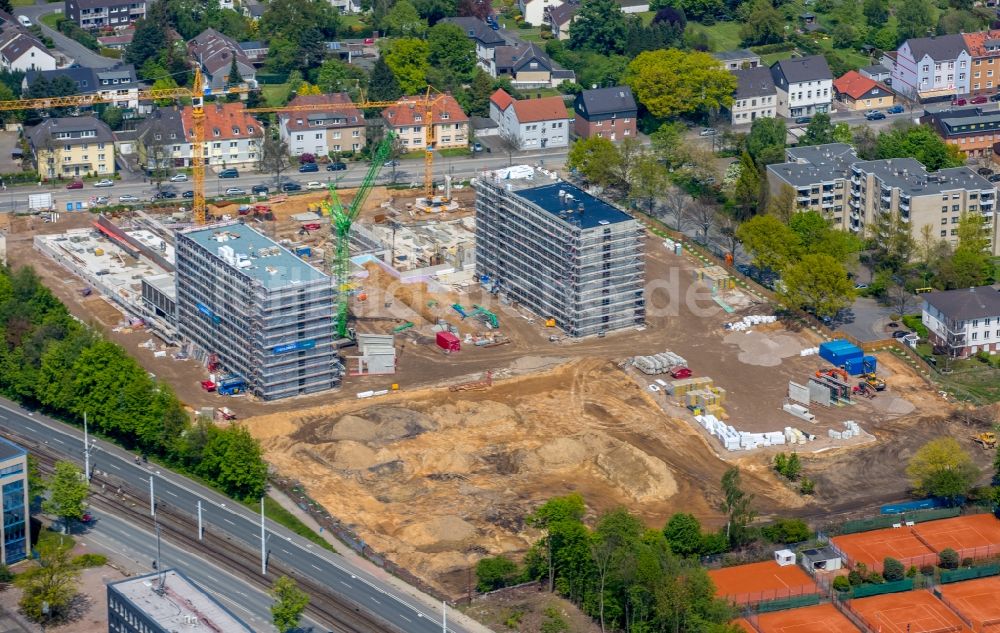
774, 549, 796, 567
801, 546, 843, 572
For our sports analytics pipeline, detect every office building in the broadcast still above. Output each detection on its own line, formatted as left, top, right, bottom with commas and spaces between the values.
175, 221, 341, 400
107, 568, 253, 633
474, 178, 645, 337
0, 437, 27, 566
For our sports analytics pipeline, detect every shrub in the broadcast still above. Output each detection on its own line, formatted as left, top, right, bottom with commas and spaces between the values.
868, 571, 885, 584
920, 564, 935, 576
847, 570, 863, 586
939, 548, 960, 570
962, 557, 974, 568
832, 575, 850, 592
883, 557, 905, 582
0, 565, 13, 583
907, 565, 918, 578
901, 314, 929, 339
72, 553, 107, 568
773, 453, 788, 475
800, 477, 816, 495
761, 519, 811, 544
475, 556, 519, 592
299, 153, 316, 164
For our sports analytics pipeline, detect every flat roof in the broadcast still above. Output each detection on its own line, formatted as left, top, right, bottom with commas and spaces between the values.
109, 569, 252, 632
0, 436, 25, 462
143, 273, 176, 300
181, 222, 329, 291
515, 183, 634, 229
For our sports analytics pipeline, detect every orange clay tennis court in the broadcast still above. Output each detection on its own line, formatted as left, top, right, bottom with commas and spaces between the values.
912, 515, 1000, 558
849, 589, 973, 633
832, 527, 936, 570
708, 560, 817, 604
754, 603, 861, 633
938, 576, 1000, 631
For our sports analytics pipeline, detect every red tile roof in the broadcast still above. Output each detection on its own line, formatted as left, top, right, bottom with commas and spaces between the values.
382, 94, 469, 127
490, 88, 568, 123
490, 88, 514, 111
180, 102, 263, 142
963, 30, 1000, 58
833, 70, 885, 100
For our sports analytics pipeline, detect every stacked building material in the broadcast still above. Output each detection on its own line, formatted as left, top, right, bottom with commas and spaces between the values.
725, 314, 778, 331
667, 376, 713, 396
633, 350, 687, 375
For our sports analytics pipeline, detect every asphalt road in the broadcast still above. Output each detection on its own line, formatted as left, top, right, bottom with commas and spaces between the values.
16, 2, 121, 68
0, 397, 470, 633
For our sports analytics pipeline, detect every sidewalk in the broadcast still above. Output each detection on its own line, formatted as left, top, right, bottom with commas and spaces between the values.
267, 488, 495, 633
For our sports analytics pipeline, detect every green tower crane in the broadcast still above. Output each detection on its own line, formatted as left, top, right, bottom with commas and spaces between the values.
324, 132, 396, 338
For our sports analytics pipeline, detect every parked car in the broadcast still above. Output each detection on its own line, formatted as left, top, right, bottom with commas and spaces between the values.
991, 93, 1000, 103
384, 159, 400, 167
887, 104, 904, 114
472, 142, 483, 152
305, 181, 324, 190
281, 181, 302, 192
299, 162, 319, 173
119, 194, 139, 203
225, 187, 246, 196
218, 168, 240, 178
94, 179, 114, 187
364, 37, 375, 44
251, 184, 269, 194
989, 174, 1000, 183
17, 15, 31, 27
854, 283, 869, 290
892, 329, 909, 339
153, 190, 177, 199
971, 95, 989, 104
66, 180, 84, 189
865, 110, 885, 120
794, 116, 812, 124
182, 190, 194, 198
952, 97, 967, 106
699, 128, 717, 136
978, 167, 994, 176
94, 196, 109, 205
326, 162, 347, 171
169, 174, 188, 182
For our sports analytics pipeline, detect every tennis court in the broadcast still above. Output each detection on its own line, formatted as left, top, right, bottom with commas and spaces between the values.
708, 560, 817, 604
754, 603, 861, 633
938, 576, 1000, 631
848, 589, 973, 633
832, 527, 936, 570
912, 515, 1000, 559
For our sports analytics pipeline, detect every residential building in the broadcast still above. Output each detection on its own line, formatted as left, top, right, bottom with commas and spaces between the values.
546, 2, 578, 40
240, 0, 265, 20
889, 34, 970, 99
97, 29, 133, 50
135, 103, 262, 169
491, 41, 574, 88
770, 55, 833, 118
922, 286, 1000, 357
0, 438, 27, 566
175, 222, 341, 400
713, 49, 762, 71
962, 30, 1000, 95
728, 66, 777, 125
238, 40, 268, 65
440, 17, 505, 72
0, 16, 56, 73
23, 64, 144, 111
279, 93, 365, 157
767, 143, 999, 255
188, 28, 256, 92
27, 116, 115, 178
859, 63, 892, 83
382, 94, 469, 150
833, 70, 894, 111
616, 0, 649, 12
474, 178, 645, 337
64, 0, 145, 28
573, 85, 637, 141
489, 88, 569, 149
108, 569, 253, 633
921, 107, 1000, 159
328, 0, 362, 13
518, 0, 563, 26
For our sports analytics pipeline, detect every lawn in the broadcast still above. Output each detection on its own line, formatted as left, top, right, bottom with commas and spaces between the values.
637, 10, 656, 26
761, 50, 796, 65
516, 25, 548, 44
261, 496, 336, 552
11, 0, 35, 6
686, 21, 743, 52
40, 14, 61, 29
901, 344, 1000, 404
261, 84, 289, 108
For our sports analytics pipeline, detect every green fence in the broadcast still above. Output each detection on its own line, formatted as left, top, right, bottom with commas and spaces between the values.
840, 515, 900, 534
940, 564, 1000, 584
850, 579, 914, 599
906, 507, 961, 523
756, 594, 820, 613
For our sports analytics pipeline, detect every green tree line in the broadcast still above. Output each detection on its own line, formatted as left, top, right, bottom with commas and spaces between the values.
0, 265, 267, 501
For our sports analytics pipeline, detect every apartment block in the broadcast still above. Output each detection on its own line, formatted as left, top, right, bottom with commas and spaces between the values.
279, 93, 365, 157
767, 143, 999, 256
474, 178, 645, 337
0, 438, 27, 566
175, 222, 341, 400
922, 285, 1000, 357
27, 116, 115, 178
382, 95, 469, 150
921, 107, 1000, 159
65, 0, 145, 28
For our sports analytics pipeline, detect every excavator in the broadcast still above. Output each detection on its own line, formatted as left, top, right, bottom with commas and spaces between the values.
861, 372, 886, 391
972, 432, 997, 451
815, 367, 850, 382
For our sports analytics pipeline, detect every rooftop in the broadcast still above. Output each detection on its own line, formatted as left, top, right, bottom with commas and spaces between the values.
732, 66, 776, 99
515, 182, 634, 229
904, 33, 968, 62
109, 569, 252, 632
772, 55, 832, 84
925, 285, 1000, 321
181, 222, 329, 291
0, 436, 25, 462
833, 70, 889, 100
713, 49, 760, 61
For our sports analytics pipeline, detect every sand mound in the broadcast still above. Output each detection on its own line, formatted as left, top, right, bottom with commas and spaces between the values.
398, 516, 478, 551
724, 330, 804, 367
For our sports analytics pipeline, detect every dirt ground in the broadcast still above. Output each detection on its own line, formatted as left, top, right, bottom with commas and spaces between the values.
463, 585, 601, 633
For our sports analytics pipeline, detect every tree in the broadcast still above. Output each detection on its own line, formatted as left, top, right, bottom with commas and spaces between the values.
740, 0, 784, 46
761, 519, 810, 543
863, 0, 888, 26
569, 0, 629, 54
948, 212, 993, 288
16, 540, 80, 624
457, 0, 492, 19
720, 467, 756, 547
684, 199, 717, 246
650, 121, 686, 167
497, 129, 522, 167
906, 438, 980, 502
0, 0, 10, 13
42, 461, 89, 534
258, 134, 292, 188
270, 576, 309, 632
99, 106, 124, 131
227, 56, 243, 87
732, 151, 762, 219
800, 113, 835, 146
883, 557, 905, 581
368, 57, 403, 102
475, 556, 519, 591
316, 58, 368, 95
464, 69, 495, 117
736, 214, 800, 271
413, 0, 455, 24
939, 548, 960, 570
610, 137, 644, 196
632, 153, 671, 215
383, 38, 430, 94
624, 49, 735, 119
27, 455, 45, 504
875, 123, 964, 170
663, 513, 703, 557
832, 122, 852, 144
125, 18, 167, 70
259, 0, 339, 71
896, 0, 935, 42
567, 136, 620, 187
428, 23, 475, 81
779, 253, 855, 319
746, 117, 786, 165
384, 0, 426, 36
766, 184, 796, 223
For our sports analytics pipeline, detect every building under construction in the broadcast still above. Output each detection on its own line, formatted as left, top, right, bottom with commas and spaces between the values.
175, 221, 341, 400
474, 178, 645, 337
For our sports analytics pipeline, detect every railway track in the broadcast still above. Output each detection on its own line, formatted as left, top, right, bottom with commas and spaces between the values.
15, 429, 404, 633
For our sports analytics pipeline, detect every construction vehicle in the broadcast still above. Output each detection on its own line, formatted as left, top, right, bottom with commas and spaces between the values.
545, 318, 556, 327
216, 375, 247, 396
816, 367, 850, 382
392, 321, 415, 333
853, 382, 876, 398
471, 304, 499, 329
972, 432, 997, 450
861, 372, 886, 391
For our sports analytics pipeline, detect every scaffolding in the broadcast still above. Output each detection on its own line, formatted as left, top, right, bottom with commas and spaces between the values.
474, 178, 645, 337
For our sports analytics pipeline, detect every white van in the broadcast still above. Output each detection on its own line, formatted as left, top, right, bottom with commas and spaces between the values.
17, 15, 32, 27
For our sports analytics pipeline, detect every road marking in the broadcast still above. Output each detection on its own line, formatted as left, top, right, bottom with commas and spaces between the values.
369, 596, 381, 604
399, 615, 411, 623
52, 437, 64, 444
280, 548, 290, 554
311, 564, 321, 571
108, 463, 121, 470
223, 518, 235, 526
340, 581, 351, 588
165, 490, 178, 497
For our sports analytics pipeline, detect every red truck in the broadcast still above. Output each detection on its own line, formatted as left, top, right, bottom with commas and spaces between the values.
669, 366, 692, 379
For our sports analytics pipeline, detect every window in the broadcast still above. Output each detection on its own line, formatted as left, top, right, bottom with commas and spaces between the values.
352, 130, 360, 137
941, 230, 948, 236
332, 131, 341, 139
98, 153, 105, 160
295, 134, 303, 140
229, 141, 237, 148
232, 127, 240, 134
952, 229, 959, 235
942, 217, 948, 225
953, 216, 960, 223
247, 126, 254, 134
975, 72, 981, 78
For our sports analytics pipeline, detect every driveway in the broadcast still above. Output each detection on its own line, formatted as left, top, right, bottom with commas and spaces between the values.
829, 296, 895, 342
16, 1, 122, 68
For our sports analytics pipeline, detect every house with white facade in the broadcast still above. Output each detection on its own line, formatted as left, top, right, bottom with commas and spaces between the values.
729, 65, 777, 125
518, 0, 563, 26
489, 88, 569, 149
188, 28, 256, 93
279, 93, 365, 157
135, 103, 262, 170
64, 0, 145, 29
922, 285, 1000, 358
23, 64, 145, 111
382, 95, 469, 150
441, 17, 505, 73
0, 15, 56, 73
888, 34, 971, 99
770, 55, 832, 118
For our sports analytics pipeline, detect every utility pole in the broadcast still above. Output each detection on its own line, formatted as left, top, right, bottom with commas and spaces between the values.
442, 600, 447, 632
197, 500, 203, 541
149, 476, 155, 517
83, 412, 90, 480
260, 497, 266, 576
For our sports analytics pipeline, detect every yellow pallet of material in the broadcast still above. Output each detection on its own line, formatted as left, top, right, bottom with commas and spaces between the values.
711, 386, 727, 404
668, 377, 713, 396
706, 404, 727, 418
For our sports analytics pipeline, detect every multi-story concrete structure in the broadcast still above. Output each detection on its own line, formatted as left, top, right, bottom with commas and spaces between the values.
767, 143, 1000, 255
0, 438, 27, 566
833, 70, 894, 111
489, 88, 569, 149
27, 116, 115, 178
728, 66, 777, 125
64, 0, 145, 28
382, 95, 469, 150
770, 55, 832, 118
175, 222, 340, 400
279, 93, 365, 157
474, 178, 645, 337
921, 107, 1000, 159
573, 85, 637, 141
889, 34, 970, 99
922, 285, 1000, 358
963, 30, 1000, 95
713, 49, 762, 71
135, 103, 263, 169
107, 569, 253, 633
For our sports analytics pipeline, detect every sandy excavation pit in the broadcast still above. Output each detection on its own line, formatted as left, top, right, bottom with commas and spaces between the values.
245, 358, 804, 597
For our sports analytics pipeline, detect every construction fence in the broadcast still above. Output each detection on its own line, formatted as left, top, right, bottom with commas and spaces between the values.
939, 564, 1000, 584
